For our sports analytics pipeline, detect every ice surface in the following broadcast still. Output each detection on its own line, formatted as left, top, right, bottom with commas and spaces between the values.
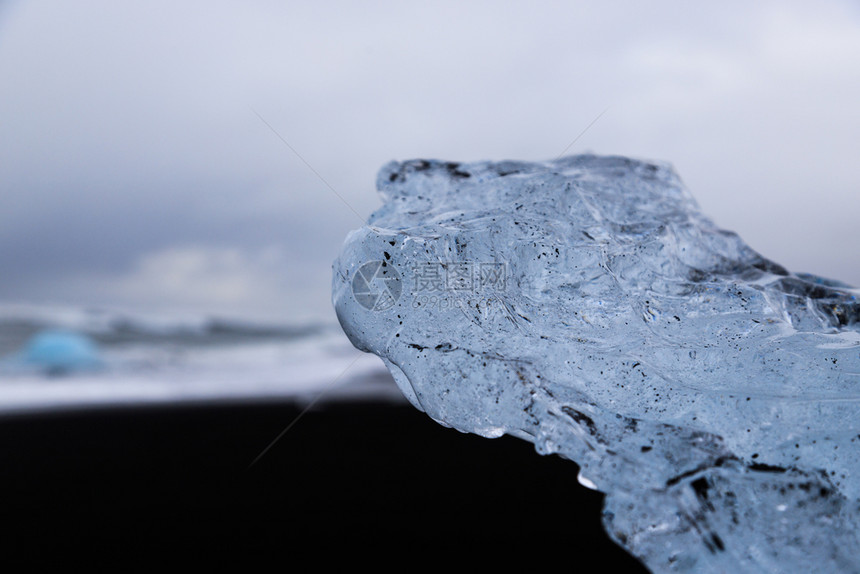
332, 155, 860, 573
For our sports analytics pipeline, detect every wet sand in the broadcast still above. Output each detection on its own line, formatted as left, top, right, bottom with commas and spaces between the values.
0, 399, 646, 570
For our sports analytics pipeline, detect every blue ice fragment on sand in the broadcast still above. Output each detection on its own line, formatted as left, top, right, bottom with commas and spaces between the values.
20, 330, 103, 374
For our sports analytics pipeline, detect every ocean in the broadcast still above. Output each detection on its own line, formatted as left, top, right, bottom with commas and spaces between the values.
0, 303, 401, 414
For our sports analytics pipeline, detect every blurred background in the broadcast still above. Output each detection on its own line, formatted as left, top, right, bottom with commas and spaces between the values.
0, 0, 858, 410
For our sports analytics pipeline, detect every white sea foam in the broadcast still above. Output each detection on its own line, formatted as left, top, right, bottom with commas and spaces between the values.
0, 303, 400, 414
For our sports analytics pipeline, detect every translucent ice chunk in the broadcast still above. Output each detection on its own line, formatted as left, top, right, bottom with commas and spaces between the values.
3, 329, 104, 375
332, 155, 860, 573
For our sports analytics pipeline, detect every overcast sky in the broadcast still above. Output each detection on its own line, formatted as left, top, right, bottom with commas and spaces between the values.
0, 1, 858, 324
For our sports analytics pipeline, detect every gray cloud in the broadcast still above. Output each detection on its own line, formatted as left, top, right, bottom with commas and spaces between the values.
1, 0, 858, 323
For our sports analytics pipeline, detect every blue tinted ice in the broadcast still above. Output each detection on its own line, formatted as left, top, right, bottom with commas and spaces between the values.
332, 155, 860, 573
2, 330, 104, 375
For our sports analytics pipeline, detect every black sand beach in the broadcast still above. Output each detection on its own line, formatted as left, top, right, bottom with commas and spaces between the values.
0, 400, 646, 570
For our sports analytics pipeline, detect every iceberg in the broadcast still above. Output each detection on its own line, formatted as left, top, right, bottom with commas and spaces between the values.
332, 155, 860, 572
2, 329, 104, 376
